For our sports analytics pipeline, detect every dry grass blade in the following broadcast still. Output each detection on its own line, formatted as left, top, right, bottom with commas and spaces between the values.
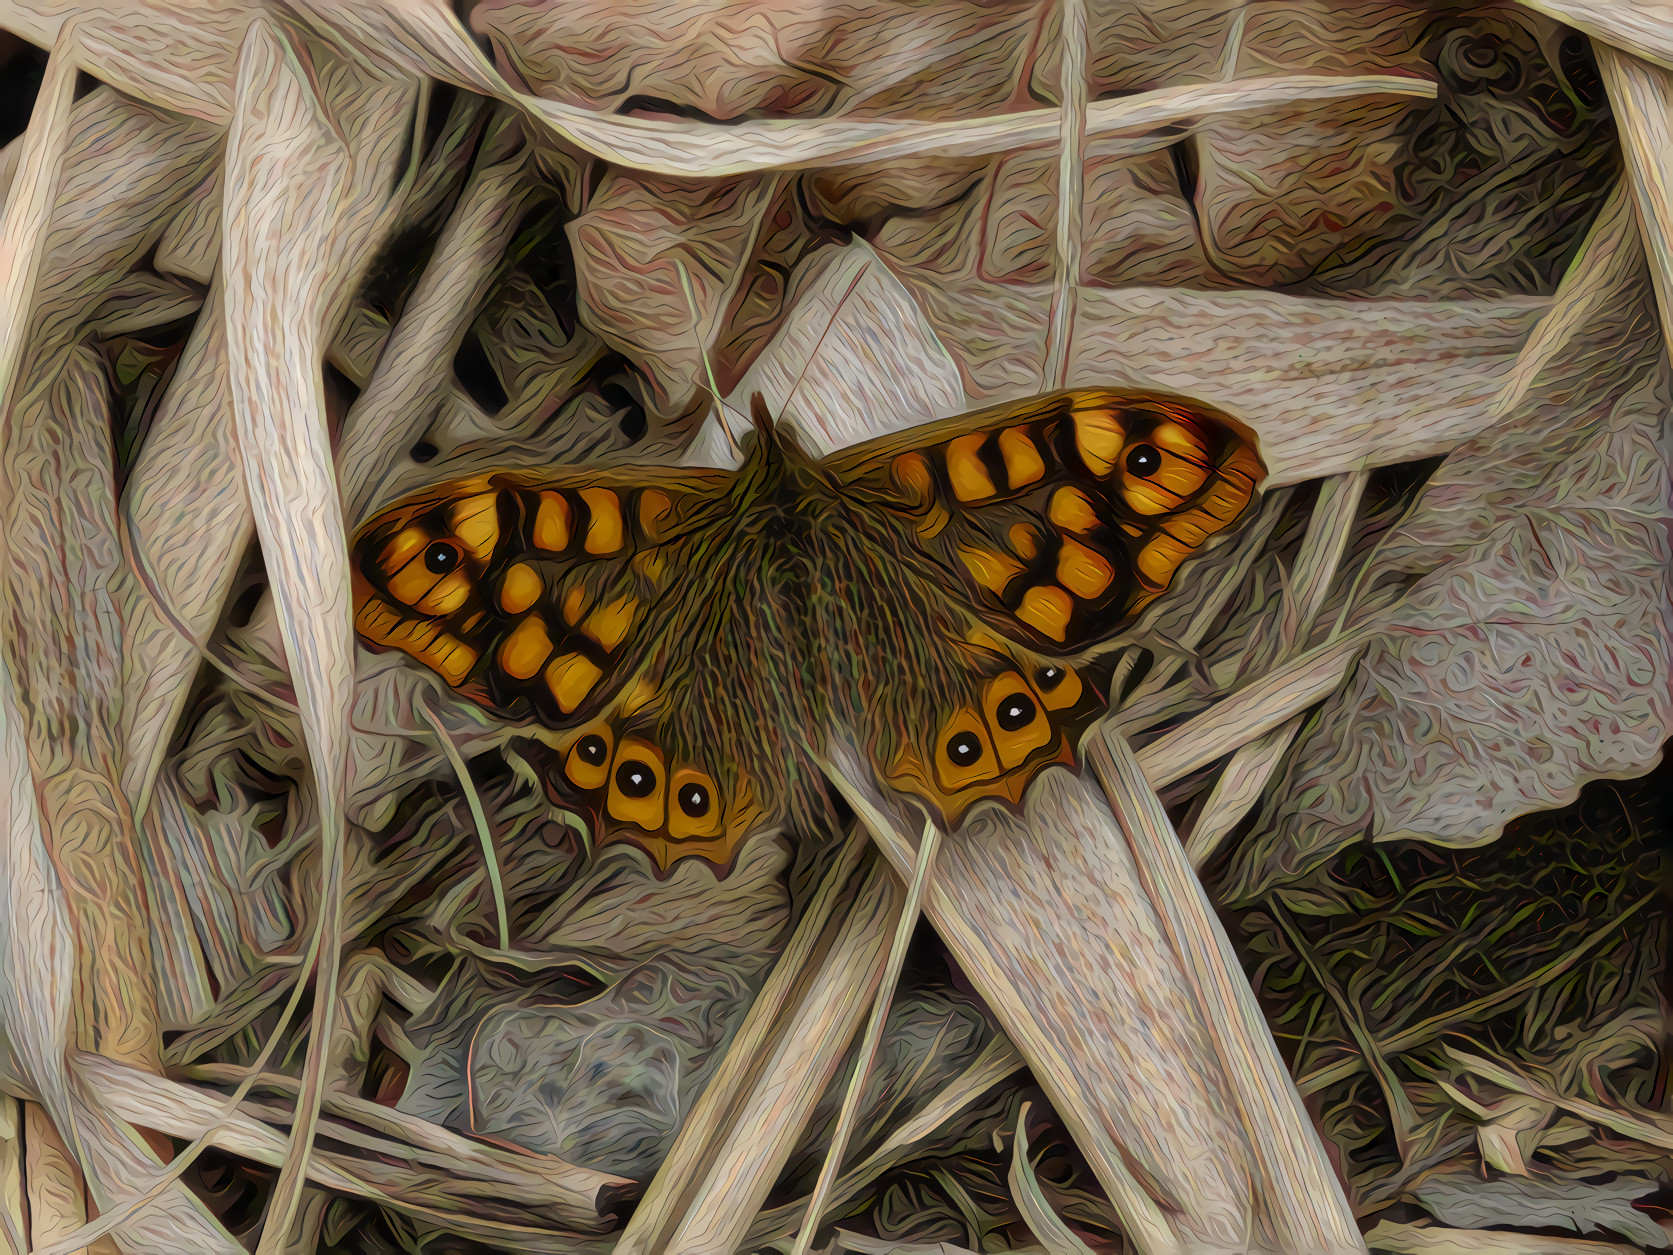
1041, 0, 1088, 391
21, 1104, 84, 1252
1484, 181, 1636, 423
218, 18, 417, 1249
615, 828, 870, 1252
415, 700, 510, 949
1184, 715, 1307, 871
0, 21, 74, 409
117, 280, 240, 824
1089, 731, 1362, 1252
1296, 893, 1657, 1096
1516, 0, 1673, 72
297, 3, 1437, 177
0, 20, 79, 1131
826, 741, 1209, 1255
656, 856, 904, 1255
1363, 1218, 1639, 1254
338, 125, 534, 521
0, 1098, 22, 1254
1135, 633, 1371, 789
3, 4, 249, 122
1440, 1042, 1673, 1152
180, 1063, 629, 1216
1283, 472, 1371, 655
1010, 1101, 1098, 1255
527, 73, 1439, 176
791, 818, 943, 1255
1596, 44, 1673, 345
1183, 470, 1369, 866
74, 1056, 620, 1250
745, 1035, 1029, 1247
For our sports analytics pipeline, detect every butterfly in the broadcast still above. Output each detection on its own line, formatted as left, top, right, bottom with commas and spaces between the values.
351, 389, 1263, 875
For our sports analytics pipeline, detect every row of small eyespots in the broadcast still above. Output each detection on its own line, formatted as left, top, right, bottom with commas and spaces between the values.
561, 728, 726, 841
933, 665, 1085, 792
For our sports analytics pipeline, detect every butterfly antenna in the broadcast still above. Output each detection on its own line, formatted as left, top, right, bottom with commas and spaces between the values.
674, 256, 745, 458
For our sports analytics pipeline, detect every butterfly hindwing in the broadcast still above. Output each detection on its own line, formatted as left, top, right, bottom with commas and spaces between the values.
352, 466, 773, 873
825, 388, 1264, 649
525, 670, 767, 875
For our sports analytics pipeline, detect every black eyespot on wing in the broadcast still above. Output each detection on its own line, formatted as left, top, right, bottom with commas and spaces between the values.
946, 732, 984, 767
576, 735, 609, 767
677, 782, 711, 817
1125, 443, 1161, 477
995, 693, 1037, 731
615, 759, 657, 798
423, 541, 461, 574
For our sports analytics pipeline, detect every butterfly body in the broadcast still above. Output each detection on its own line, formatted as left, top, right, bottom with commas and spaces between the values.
352, 390, 1263, 874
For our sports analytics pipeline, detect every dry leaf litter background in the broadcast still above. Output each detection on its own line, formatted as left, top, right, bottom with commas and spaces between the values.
0, 0, 1668, 1253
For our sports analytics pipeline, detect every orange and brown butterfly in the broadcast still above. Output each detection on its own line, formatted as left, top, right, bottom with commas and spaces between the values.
351, 389, 1263, 875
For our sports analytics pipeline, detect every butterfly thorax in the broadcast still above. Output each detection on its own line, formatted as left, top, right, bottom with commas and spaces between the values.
642, 424, 1067, 837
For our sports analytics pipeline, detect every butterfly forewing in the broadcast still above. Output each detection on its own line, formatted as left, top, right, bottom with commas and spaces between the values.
825, 388, 1264, 649
351, 466, 728, 721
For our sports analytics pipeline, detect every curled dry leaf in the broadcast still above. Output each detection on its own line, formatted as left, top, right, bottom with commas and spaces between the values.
1225, 218, 1673, 902
567, 168, 784, 423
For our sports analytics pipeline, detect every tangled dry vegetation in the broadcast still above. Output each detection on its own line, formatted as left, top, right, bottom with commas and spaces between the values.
0, 0, 1669, 1252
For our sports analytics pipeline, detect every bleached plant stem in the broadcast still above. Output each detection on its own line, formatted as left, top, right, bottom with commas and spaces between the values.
790, 817, 943, 1255
1042, 0, 1087, 390
1089, 730, 1364, 1252
1182, 470, 1368, 866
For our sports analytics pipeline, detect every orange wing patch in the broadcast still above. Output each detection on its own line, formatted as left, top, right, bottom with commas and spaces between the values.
831, 390, 1262, 652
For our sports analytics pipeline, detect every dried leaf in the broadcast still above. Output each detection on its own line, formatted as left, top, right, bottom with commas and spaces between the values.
1225, 229, 1672, 901
696, 238, 966, 464
4, 3, 251, 122
218, 17, 419, 1248
1411, 1171, 1668, 1249
568, 168, 781, 421
337, 119, 536, 521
